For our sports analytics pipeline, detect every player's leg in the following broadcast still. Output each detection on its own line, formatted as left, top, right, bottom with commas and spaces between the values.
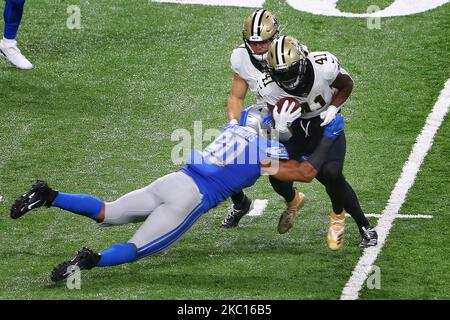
316, 134, 377, 249
50, 172, 204, 281
0, 0, 32, 69
100, 172, 203, 264
11, 177, 164, 223
272, 138, 306, 234
11, 180, 105, 222
221, 190, 252, 228
269, 176, 305, 234
342, 181, 378, 248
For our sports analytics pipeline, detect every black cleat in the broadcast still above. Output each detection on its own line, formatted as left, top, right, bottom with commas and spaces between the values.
10, 180, 58, 219
359, 227, 378, 248
51, 247, 100, 282
221, 196, 252, 228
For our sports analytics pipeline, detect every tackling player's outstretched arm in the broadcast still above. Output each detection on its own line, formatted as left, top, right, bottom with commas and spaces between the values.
261, 135, 334, 182
262, 113, 345, 181
227, 73, 249, 123
261, 159, 317, 182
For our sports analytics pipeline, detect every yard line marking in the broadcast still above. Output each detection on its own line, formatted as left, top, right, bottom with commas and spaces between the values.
247, 199, 269, 216
341, 78, 450, 300
152, 0, 265, 7
346, 213, 433, 219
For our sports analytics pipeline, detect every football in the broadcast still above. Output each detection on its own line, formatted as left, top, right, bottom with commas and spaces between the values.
275, 97, 301, 114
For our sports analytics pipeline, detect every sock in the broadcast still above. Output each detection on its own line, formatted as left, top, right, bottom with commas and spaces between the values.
97, 243, 137, 267
52, 192, 103, 221
3, 0, 26, 40
231, 191, 245, 207
269, 176, 296, 203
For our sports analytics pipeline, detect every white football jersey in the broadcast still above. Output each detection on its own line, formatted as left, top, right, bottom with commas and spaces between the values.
256, 51, 348, 119
230, 44, 266, 104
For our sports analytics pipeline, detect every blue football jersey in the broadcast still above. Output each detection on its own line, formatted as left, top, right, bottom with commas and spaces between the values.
181, 124, 288, 211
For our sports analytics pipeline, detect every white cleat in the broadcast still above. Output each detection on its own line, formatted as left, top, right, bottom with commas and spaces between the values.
0, 39, 33, 70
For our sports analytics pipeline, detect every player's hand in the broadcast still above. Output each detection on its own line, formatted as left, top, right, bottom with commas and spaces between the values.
273, 100, 302, 133
320, 105, 339, 127
229, 119, 239, 125
323, 113, 344, 140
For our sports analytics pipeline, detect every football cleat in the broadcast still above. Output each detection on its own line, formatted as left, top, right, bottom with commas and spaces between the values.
51, 247, 100, 282
359, 227, 378, 248
0, 39, 33, 70
10, 180, 58, 219
221, 196, 252, 228
327, 211, 346, 250
277, 190, 305, 234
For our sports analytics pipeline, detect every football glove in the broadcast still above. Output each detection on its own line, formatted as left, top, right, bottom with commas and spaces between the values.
323, 113, 344, 140
273, 100, 302, 133
320, 105, 339, 127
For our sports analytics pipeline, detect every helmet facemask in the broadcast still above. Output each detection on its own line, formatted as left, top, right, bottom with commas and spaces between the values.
240, 105, 271, 138
267, 36, 307, 91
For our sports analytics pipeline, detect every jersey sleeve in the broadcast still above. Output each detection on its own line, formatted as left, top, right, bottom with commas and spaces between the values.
230, 47, 243, 74
316, 52, 341, 85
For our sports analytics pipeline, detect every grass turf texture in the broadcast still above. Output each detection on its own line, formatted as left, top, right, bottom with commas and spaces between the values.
0, 0, 449, 299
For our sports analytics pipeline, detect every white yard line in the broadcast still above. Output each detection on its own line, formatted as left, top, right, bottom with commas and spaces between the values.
247, 199, 269, 216
346, 213, 433, 219
151, 0, 265, 7
341, 78, 450, 300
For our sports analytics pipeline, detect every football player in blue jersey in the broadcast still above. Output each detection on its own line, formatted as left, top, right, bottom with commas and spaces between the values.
0, 0, 32, 69
10, 104, 344, 282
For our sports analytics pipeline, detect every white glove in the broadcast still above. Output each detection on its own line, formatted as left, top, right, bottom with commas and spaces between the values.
273, 100, 302, 133
229, 119, 239, 125
320, 105, 339, 127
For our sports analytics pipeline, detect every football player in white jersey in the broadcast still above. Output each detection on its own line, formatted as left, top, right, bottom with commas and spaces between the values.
222, 10, 307, 233
257, 36, 378, 249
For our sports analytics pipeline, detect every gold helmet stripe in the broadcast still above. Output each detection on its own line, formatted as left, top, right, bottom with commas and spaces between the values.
252, 9, 266, 37
276, 35, 286, 66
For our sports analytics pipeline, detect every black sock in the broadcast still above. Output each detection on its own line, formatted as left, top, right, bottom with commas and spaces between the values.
269, 176, 296, 203
343, 182, 371, 235
45, 189, 59, 207
231, 191, 246, 208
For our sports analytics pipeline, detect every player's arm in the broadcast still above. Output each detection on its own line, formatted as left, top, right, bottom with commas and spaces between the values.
227, 73, 249, 123
320, 53, 354, 127
262, 114, 345, 181
330, 72, 354, 109
261, 135, 334, 182
261, 159, 317, 182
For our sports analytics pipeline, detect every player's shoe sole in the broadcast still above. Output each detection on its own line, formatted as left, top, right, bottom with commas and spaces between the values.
277, 191, 305, 234
327, 211, 346, 250
51, 247, 100, 282
10, 180, 57, 219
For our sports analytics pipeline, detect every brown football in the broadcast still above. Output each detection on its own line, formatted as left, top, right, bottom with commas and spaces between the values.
275, 97, 301, 114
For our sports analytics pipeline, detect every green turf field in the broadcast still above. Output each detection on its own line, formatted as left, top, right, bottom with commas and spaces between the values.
0, 0, 448, 300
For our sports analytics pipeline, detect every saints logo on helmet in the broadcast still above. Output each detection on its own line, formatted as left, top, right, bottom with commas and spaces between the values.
242, 9, 280, 62
267, 36, 308, 90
